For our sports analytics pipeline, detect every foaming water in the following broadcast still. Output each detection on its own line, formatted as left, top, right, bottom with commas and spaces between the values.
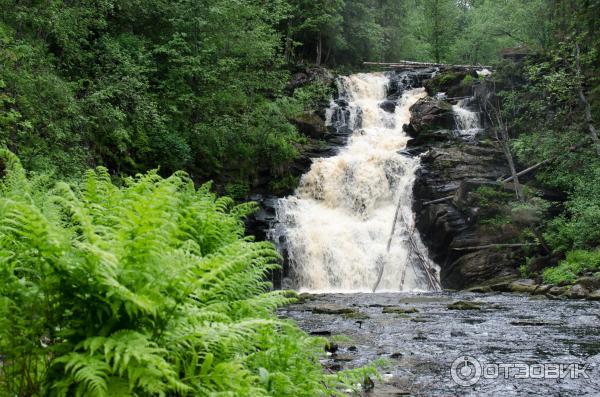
271, 73, 438, 293
452, 99, 481, 136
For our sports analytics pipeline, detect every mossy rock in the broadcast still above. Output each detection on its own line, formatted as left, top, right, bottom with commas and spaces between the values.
382, 306, 419, 314
447, 301, 483, 310
342, 311, 370, 320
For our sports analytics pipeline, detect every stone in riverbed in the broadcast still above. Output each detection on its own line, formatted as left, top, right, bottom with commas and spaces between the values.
510, 319, 561, 326
447, 300, 482, 310
547, 286, 567, 296
342, 311, 370, 320
310, 304, 357, 315
569, 284, 590, 299
588, 290, 600, 301
510, 279, 538, 293
379, 100, 396, 113
576, 276, 600, 291
382, 306, 419, 314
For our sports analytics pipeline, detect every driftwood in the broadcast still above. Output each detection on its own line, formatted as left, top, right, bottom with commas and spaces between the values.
373, 195, 440, 293
452, 243, 539, 251
372, 192, 404, 292
364, 60, 493, 70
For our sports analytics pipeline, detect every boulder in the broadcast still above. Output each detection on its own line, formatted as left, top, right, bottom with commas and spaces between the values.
404, 98, 454, 137
287, 67, 334, 93
547, 286, 567, 296
448, 301, 483, 310
422, 69, 478, 97
575, 276, 600, 291
379, 100, 396, 113
588, 290, 600, 301
569, 284, 590, 299
291, 112, 327, 139
510, 279, 538, 294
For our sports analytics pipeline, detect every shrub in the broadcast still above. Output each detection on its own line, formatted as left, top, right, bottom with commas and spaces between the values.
0, 150, 375, 396
542, 250, 600, 285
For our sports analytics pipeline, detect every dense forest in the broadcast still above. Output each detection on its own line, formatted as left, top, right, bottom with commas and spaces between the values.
1, 0, 599, 395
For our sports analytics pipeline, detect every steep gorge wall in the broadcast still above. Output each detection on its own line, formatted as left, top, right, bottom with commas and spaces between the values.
406, 70, 525, 289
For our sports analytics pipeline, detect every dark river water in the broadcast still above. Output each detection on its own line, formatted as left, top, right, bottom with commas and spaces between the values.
280, 292, 600, 396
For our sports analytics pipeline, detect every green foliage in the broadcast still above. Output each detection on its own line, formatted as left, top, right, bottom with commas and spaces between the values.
519, 264, 528, 278
0, 151, 377, 396
543, 250, 600, 285
0, 0, 302, 187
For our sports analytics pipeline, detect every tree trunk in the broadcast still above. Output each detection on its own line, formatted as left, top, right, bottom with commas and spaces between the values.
316, 32, 322, 66
575, 43, 600, 158
284, 20, 293, 63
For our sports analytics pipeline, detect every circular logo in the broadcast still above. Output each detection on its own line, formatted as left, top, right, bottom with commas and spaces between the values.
451, 355, 482, 386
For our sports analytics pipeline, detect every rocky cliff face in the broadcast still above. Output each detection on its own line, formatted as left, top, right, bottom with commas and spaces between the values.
407, 73, 526, 290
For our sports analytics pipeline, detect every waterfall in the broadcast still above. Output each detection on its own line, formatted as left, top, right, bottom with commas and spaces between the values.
452, 99, 481, 136
270, 73, 438, 293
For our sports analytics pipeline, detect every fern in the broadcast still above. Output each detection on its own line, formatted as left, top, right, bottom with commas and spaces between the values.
0, 151, 379, 397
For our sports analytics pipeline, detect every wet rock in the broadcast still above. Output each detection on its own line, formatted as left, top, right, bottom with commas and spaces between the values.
443, 249, 521, 291
325, 342, 338, 354
466, 285, 493, 293
588, 290, 600, 301
510, 319, 560, 326
390, 352, 404, 359
382, 307, 419, 314
533, 284, 552, 295
290, 112, 327, 139
510, 279, 538, 293
333, 353, 355, 362
423, 69, 478, 98
570, 284, 590, 299
404, 98, 454, 137
287, 67, 334, 92
547, 286, 567, 296
379, 100, 396, 113
447, 300, 482, 310
310, 330, 332, 336
311, 304, 357, 315
576, 276, 600, 291
342, 311, 370, 320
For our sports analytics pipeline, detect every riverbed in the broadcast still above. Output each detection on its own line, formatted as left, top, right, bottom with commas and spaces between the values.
280, 292, 600, 396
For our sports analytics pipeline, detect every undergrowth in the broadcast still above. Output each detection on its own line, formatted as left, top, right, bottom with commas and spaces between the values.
0, 150, 377, 396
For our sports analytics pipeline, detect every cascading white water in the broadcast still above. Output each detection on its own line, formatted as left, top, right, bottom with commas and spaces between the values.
452, 99, 481, 136
271, 73, 439, 293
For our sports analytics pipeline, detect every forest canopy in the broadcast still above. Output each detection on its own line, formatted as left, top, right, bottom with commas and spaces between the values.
2, 0, 594, 192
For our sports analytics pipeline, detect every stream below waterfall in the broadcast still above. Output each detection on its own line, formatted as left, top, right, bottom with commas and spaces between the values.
281, 292, 600, 396
269, 72, 600, 395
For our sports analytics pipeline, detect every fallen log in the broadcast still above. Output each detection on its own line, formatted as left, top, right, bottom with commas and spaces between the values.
452, 243, 538, 251
364, 60, 493, 70
422, 196, 453, 206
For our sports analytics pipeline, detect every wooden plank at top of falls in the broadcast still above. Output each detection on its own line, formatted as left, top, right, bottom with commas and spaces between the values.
363, 60, 494, 70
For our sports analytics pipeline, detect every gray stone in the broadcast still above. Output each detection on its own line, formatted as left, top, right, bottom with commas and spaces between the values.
447, 301, 483, 310
510, 279, 538, 294
575, 276, 600, 291
588, 290, 600, 301
569, 284, 590, 299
